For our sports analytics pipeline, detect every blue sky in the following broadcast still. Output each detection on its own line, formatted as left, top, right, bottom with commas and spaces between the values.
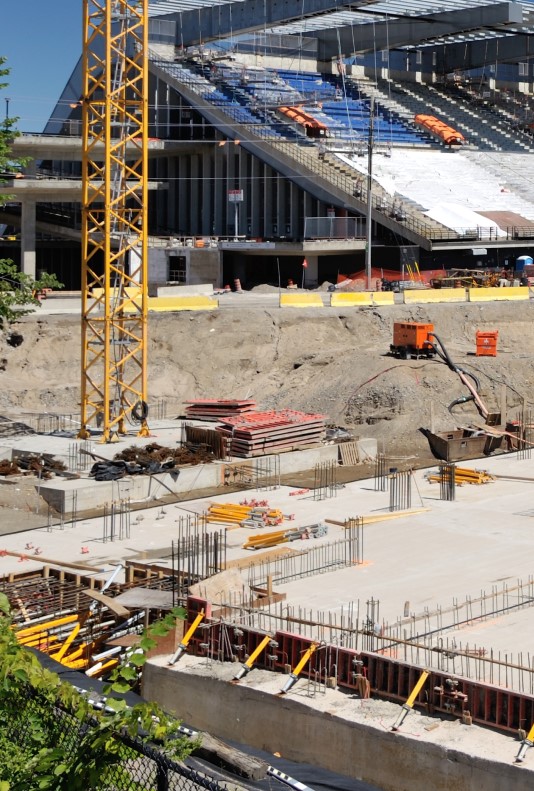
2, 2, 82, 132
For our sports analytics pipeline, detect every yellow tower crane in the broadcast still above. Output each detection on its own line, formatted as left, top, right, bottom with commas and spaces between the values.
78, 0, 150, 442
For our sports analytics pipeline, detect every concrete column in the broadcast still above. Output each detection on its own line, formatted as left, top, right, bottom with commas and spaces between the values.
178, 156, 189, 236
201, 149, 212, 235
303, 254, 318, 288
213, 145, 224, 235
190, 155, 199, 235
250, 156, 260, 238
20, 198, 37, 279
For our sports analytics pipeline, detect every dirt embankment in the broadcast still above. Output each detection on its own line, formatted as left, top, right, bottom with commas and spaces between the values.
2, 301, 534, 461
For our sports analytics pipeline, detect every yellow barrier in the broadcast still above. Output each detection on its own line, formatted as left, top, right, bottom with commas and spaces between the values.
370, 292, 395, 306
403, 288, 466, 304
330, 291, 395, 307
330, 292, 372, 307
468, 286, 529, 302
125, 296, 218, 312
280, 293, 324, 308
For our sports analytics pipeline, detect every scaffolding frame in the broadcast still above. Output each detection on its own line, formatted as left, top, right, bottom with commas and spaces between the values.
79, 0, 149, 442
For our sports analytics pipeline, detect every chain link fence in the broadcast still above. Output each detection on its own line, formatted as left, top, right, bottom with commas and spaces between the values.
4, 685, 230, 791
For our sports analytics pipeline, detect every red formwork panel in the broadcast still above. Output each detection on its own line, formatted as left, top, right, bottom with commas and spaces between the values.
184, 602, 534, 736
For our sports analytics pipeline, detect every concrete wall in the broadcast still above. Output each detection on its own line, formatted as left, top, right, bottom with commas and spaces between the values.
143, 662, 532, 791
37, 444, 343, 513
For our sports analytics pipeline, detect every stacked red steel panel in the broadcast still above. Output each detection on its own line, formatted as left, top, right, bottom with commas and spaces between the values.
184, 399, 257, 421
217, 409, 326, 457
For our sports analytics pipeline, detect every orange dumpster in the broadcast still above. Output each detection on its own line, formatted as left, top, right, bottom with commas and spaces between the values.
476, 330, 498, 357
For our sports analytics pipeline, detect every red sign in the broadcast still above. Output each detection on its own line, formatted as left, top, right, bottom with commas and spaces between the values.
302, 258, 308, 268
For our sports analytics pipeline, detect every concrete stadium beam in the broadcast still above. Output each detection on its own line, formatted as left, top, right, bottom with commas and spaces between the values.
432, 33, 534, 73
312, 2, 523, 59
163, 0, 376, 48
9, 135, 194, 162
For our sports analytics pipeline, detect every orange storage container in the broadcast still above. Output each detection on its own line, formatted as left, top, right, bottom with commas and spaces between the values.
476, 330, 498, 357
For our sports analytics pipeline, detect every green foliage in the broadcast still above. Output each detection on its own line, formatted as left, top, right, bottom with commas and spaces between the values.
1, 57, 30, 196
0, 258, 63, 327
0, 597, 193, 790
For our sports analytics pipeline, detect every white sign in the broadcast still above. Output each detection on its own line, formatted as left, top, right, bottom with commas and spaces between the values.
228, 189, 244, 203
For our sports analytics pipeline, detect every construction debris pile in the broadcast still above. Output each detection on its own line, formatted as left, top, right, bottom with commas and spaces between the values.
90, 443, 215, 481
0, 454, 66, 479
184, 399, 257, 421
115, 442, 214, 467
217, 410, 326, 458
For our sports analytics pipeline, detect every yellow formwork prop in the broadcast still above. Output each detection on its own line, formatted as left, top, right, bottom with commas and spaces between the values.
403, 288, 466, 304
280, 293, 324, 308
468, 286, 529, 302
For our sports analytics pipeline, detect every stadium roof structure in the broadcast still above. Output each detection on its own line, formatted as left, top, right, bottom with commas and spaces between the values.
148, 0, 534, 70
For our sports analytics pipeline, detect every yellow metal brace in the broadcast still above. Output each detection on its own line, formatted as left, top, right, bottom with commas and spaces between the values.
79, 0, 149, 442
50, 622, 81, 663
168, 610, 205, 665
392, 669, 430, 731
234, 634, 272, 681
516, 722, 534, 762
281, 642, 320, 694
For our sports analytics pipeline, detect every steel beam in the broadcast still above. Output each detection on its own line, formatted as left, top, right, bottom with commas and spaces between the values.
161, 0, 376, 49
313, 2, 524, 59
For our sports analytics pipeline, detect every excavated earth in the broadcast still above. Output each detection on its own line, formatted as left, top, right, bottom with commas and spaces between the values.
1, 299, 533, 464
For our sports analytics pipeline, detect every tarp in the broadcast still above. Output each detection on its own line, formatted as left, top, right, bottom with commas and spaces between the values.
423, 202, 507, 237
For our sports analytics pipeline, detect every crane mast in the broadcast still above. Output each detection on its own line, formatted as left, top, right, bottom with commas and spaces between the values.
79, 0, 149, 442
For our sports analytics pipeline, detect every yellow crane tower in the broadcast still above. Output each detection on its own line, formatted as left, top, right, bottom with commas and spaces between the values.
78, 0, 150, 442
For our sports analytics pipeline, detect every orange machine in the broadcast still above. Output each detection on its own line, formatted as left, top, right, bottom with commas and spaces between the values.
391, 322, 435, 359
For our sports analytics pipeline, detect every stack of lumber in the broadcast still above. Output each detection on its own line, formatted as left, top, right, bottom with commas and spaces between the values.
217, 410, 326, 458
427, 466, 495, 485
184, 399, 256, 421
243, 522, 328, 550
206, 502, 284, 528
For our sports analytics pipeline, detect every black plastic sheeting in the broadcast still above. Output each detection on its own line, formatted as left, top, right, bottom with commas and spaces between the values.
90, 459, 176, 481
28, 649, 384, 791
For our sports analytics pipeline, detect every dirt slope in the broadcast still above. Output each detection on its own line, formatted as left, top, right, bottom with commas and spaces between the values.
2, 301, 534, 460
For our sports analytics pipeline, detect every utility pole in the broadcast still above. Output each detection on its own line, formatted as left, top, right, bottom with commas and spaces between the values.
364, 97, 375, 292
78, 0, 149, 442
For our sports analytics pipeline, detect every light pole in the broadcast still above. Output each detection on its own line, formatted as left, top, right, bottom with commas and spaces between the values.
4, 97, 10, 128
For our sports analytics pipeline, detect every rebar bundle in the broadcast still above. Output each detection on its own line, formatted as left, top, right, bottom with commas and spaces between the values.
439, 462, 456, 501
389, 469, 412, 511
314, 461, 338, 500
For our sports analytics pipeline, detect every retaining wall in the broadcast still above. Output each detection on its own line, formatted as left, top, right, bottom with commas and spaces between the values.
143, 661, 533, 791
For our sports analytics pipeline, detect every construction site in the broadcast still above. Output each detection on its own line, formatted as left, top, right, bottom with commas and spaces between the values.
1, 294, 534, 790
6, 0, 534, 789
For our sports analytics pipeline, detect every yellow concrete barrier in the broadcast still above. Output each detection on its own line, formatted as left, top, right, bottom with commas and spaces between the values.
280, 293, 324, 308
370, 292, 395, 306
330, 292, 373, 307
330, 291, 395, 307
403, 288, 466, 304
468, 286, 530, 302
125, 296, 218, 312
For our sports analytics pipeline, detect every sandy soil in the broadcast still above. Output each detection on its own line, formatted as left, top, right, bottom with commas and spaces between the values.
1, 301, 533, 462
